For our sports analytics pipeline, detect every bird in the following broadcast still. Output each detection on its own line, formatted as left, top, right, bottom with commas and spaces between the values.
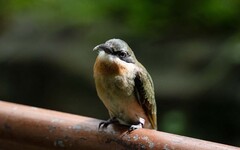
93, 38, 157, 131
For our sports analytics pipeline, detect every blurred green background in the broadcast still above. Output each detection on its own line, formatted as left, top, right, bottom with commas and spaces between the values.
0, 0, 240, 146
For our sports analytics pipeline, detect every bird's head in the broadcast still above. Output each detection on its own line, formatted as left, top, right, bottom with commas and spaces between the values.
93, 39, 137, 64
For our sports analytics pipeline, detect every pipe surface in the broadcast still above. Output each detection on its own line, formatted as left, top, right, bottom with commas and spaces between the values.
0, 100, 239, 150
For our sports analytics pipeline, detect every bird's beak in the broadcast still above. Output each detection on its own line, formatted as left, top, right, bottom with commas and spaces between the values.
93, 44, 113, 54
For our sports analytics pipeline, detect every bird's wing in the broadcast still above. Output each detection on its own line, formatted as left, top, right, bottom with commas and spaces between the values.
134, 67, 157, 129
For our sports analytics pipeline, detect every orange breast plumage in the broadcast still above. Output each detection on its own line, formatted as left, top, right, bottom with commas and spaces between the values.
94, 57, 127, 76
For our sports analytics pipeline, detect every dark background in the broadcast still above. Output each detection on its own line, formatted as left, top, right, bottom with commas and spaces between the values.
0, 0, 239, 146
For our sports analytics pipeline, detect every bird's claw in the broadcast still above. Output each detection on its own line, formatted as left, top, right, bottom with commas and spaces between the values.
128, 118, 145, 132
98, 117, 118, 129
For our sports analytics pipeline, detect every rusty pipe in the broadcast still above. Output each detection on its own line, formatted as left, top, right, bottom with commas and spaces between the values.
0, 100, 239, 150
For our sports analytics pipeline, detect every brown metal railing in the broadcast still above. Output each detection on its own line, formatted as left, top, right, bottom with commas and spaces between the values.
0, 101, 239, 150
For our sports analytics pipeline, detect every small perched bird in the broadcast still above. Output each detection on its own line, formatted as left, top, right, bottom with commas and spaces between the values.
93, 39, 157, 130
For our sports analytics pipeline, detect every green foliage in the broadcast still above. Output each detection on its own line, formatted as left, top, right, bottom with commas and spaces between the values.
200, 0, 240, 24
161, 110, 187, 135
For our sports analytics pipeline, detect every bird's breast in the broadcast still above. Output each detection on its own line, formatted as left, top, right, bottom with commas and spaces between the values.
94, 56, 137, 106
95, 62, 131, 94
94, 57, 129, 76
94, 57, 137, 94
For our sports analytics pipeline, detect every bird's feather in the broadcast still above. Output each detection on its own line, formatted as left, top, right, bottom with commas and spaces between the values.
134, 65, 157, 129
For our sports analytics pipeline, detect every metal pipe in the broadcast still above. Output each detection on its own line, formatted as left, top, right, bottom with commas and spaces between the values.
0, 101, 239, 150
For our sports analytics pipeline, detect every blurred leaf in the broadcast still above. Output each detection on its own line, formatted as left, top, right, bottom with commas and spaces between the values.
161, 110, 187, 134
198, 0, 240, 24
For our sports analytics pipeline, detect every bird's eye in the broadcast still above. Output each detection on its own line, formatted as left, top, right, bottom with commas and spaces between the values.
118, 51, 127, 58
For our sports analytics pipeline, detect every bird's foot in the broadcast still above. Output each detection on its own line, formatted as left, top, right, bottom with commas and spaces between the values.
129, 124, 143, 131
98, 117, 118, 129
128, 118, 145, 132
